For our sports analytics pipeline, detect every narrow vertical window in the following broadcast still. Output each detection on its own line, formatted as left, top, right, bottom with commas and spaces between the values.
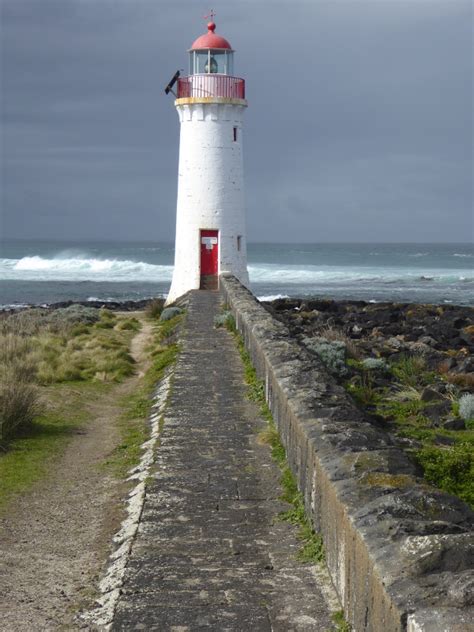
233, 127, 238, 142
237, 235, 242, 251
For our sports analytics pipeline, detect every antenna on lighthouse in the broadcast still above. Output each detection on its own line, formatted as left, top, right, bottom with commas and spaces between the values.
164, 70, 181, 96
204, 8, 216, 21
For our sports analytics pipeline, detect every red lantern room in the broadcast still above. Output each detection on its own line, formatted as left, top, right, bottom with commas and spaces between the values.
189, 22, 234, 75
176, 21, 245, 100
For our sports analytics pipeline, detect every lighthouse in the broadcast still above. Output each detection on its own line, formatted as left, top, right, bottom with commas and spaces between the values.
165, 18, 249, 305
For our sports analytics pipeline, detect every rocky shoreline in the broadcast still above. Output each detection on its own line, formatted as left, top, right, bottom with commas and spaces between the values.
263, 296, 474, 506
264, 297, 474, 374
0, 298, 160, 315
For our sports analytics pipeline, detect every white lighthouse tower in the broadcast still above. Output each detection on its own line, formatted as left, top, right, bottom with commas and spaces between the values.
165, 18, 249, 305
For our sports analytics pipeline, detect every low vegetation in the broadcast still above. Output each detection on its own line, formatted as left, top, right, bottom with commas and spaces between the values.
105, 316, 181, 477
0, 303, 181, 509
223, 313, 325, 564
342, 349, 474, 507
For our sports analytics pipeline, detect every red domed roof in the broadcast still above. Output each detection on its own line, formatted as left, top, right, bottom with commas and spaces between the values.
190, 22, 232, 50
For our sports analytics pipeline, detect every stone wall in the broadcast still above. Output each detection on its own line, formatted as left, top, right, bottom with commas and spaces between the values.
220, 274, 474, 632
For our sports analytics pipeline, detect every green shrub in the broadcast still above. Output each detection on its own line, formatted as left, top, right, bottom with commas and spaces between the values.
320, 325, 359, 360
54, 305, 100, 326
0, 334, 40, 441
70, 323, 90, 336
0, 378, 39, 441
0, 305, 100, 337
116, 318, 140, 331
347, 373, 379, 407
95, 320, 115, 329
361, 357, 388, 372
214, 311, 234, 328
391, 354, 428, 387
459, 394, 474, 423
145, 298, 164, 319
378, 397, 426, 422
415, 443, 474, 507
303, 336, 348, 377
160, 307, 183, 321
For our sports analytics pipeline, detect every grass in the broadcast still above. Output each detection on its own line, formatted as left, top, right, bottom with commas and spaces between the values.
344, 350, 474, 508
145, 298, 165, 319
331, 610, 351, 632
0, 383, 105, 510
1, 310, 139, 395
415, 443, 474, 507
320, 325, 360, 361
0, 306, 181, 510
346, 372, 379, 407
103, 314, 181, 477
225, 315, 325, 565
390, 354, 436, 388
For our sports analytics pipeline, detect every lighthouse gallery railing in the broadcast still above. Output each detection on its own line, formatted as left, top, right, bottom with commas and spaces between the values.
177, 75, 245, 100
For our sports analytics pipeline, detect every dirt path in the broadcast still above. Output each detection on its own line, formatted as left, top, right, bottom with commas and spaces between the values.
0, 315, 154, 631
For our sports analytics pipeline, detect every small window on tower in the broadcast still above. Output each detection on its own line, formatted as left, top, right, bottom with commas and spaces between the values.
237, 235, 242, 251
233, 127, 238, 142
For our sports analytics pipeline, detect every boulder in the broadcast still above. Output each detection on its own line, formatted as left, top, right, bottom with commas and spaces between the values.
443, 418, 466, 431
421, 387, 443, 402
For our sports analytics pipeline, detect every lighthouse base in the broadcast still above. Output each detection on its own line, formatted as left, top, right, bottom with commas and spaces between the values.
165, 269, 249, 306
200, 275, 218, 290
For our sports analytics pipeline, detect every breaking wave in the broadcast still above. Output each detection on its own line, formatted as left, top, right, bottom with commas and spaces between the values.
248, 264, 472, 285
2, 255, 473, 287
0, 255, 173, 282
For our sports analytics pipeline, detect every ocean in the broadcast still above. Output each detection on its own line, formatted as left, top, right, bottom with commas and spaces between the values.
0, 240, 473, 308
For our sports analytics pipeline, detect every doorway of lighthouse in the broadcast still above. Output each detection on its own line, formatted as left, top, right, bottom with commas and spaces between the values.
200, 230, 219, 290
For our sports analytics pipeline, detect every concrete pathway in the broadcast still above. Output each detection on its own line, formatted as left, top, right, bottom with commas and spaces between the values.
111, 291, 336, 631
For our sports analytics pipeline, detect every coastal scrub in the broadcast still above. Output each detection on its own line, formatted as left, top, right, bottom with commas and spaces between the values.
266, 298, 474, 509
0, 305, 180, 509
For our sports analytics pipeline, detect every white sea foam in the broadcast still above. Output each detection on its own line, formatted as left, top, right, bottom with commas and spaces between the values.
257, 294, 290, 302
248, 264, 473, 285
1, 255, 473, 289
453, 253, 473, 258
0, 255, 173, 282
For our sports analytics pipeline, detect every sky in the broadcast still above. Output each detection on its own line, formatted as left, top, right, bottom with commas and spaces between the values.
1, 0, 472, 243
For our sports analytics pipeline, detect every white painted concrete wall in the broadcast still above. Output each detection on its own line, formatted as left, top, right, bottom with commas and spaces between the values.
166, 101, 249, 305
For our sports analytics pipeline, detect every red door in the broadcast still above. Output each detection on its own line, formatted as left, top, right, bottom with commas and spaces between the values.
200, 230, 218, 276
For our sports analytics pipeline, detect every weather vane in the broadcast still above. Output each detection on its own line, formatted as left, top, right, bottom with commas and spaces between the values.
204, 9, 216, 22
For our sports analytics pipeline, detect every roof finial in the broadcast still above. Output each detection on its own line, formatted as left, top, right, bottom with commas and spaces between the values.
204, 9, 216, 31
204, 8, 216, 21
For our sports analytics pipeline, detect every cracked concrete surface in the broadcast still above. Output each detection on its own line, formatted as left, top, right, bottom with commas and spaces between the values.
110, 291, 338, 631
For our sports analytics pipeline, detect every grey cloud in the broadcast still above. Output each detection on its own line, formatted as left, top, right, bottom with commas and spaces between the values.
1, 0, 472, 242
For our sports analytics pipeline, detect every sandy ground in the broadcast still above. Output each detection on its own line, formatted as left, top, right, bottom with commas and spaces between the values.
0, 314, 153, 631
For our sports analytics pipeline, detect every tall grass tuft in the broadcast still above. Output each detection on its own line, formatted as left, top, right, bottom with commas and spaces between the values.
0, 334, 41, 441
145, 299, 165, 319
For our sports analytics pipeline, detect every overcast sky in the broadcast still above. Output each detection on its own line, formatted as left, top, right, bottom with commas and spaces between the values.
1, 0, 472, 243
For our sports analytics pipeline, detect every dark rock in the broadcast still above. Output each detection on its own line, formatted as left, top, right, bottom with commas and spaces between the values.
45, 298, 154, 312
453, 317, 469, 328
406, 341, 432, 354
448, 570, 474, 607
434, 434, 457, 446
418, 335, 437, 347
439, 357, 456, 372
386, 336, 405, 350
460, 330, 474, 346
425, 403, 451, 424
456, 358, 474, 373
421, 387, 443, 402
443, 417, 466, 431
